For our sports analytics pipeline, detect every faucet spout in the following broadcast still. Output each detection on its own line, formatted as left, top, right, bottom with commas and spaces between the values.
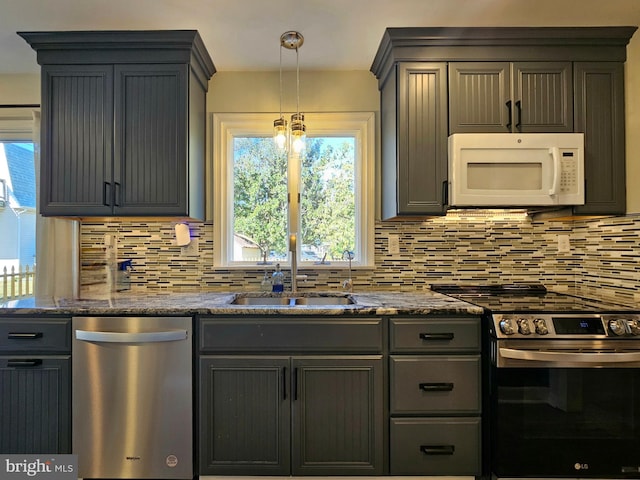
342, 249, 354, 293
290, 234, 297, 294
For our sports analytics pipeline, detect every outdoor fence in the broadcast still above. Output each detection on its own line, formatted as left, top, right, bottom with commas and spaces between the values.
1, 264, 35, 301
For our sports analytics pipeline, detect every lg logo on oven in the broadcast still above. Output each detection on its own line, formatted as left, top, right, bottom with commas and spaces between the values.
574, 462, 590, 471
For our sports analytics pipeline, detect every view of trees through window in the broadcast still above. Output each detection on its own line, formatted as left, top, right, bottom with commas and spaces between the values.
233, 136, 356, 262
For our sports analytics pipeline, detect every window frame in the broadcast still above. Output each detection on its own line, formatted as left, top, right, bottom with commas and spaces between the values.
212, 112, 375, 269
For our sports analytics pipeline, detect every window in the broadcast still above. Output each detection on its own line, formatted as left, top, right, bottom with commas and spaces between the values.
0, 132, 37, 300
213, 112, 374, 268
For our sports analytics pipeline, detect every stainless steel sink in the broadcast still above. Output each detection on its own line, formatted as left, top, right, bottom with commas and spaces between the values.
293, 296, 354, 306
231, 295, 354, 306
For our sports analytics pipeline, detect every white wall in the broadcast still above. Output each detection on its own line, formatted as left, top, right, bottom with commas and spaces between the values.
625, 34, 640, 213
207, 70, 379, 113
0, 74, 39, 104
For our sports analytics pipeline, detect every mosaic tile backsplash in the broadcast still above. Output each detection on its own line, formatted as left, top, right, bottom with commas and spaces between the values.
80, 213, 640, 304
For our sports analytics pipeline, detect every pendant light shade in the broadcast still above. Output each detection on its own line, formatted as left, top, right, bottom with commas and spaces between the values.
273, 31, 306, 153
290, 113, 306, 153
273, 116, 288, 149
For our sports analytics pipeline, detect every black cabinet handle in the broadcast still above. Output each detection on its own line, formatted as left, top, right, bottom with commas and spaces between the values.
442, 180, 448, 206
8, 332, 43, 340
7, 359, 43, 367
114, 182, 121, 207
419, 332, 454, 341
293, 367, 299, 401
419, 382, 454, 392
515, 100, 522, 129
282, 366, 287, 400
505, 100, 513, 130
420, 445, 455, 455
103, 182, 111, 206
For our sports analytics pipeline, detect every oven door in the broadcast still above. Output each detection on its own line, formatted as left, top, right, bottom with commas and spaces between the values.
491, 340, 640, 478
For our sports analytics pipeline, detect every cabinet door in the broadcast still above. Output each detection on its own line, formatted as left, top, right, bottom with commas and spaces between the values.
0, 356, 70, 453
199, 356, 291, 475
291, 356, 384, 475
573, 62, 625, 215
113, 64, 188, 215
449, 62, 573, 133
513, 62, 573, 132
396, 62, 448, 216
449, 62, 511, 133
40, 65, 114, 216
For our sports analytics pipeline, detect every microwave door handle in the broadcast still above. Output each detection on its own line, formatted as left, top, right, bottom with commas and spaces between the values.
549, 147, 561, 196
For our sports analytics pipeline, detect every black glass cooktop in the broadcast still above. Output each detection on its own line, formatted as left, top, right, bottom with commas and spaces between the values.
430, 284, 639, 314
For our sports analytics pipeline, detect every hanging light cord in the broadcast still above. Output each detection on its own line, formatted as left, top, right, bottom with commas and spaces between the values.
279, 45, 283, 119
296, 46, 300, 115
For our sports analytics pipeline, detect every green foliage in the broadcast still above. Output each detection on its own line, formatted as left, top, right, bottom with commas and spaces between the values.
233, 138, 288, 255
301, 138, 355, 260
233, 136, 356, 261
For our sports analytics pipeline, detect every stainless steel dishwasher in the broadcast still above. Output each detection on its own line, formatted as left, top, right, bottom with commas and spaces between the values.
72, 316, 192, 479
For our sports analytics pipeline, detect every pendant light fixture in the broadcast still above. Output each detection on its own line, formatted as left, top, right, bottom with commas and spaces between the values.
273, 31, 306, 153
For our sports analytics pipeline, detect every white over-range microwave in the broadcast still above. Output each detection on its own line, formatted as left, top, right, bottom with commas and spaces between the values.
448, 133, 585, 207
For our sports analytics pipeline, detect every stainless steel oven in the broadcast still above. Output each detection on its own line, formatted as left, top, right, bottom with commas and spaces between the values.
490, 313, 640, 479
430, 284, 640, 479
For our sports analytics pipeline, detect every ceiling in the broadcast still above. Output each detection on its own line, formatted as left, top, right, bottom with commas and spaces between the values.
2, 0, 640, 75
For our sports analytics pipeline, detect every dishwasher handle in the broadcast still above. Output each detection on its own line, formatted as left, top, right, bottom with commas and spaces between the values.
75, 329, 188, 343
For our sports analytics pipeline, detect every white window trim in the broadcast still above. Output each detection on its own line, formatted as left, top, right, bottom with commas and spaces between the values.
212, 112, 375, 269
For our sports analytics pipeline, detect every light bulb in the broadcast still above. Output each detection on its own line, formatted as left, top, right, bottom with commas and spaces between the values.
290, 113, 306, 153
273, 117, 288, 150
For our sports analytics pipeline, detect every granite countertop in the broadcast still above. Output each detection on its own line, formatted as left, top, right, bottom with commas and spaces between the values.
0, 290, 484, 316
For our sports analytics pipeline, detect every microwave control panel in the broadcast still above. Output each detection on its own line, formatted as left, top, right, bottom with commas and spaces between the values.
559, 151, 579, 194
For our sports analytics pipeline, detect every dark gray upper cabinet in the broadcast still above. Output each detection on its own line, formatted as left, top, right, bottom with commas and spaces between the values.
371, 27, 636, 218
380, 62, 448, 219
449, 62, 573, 133
19, 30, 215, 219
573, 62, 626, 215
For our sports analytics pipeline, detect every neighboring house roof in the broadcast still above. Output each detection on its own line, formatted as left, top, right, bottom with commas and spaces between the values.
4, 143, 35, 209
234, 233, 260, 249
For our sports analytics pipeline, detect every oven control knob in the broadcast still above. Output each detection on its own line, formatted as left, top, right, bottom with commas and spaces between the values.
608, 318, 628, 336
533, 318, 549, 335
627, 319, 640, 336
499, 318, 517, 335
517, 318, 532, 335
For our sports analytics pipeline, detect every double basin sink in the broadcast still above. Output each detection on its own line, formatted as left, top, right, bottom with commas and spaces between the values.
232, 294, 354, 307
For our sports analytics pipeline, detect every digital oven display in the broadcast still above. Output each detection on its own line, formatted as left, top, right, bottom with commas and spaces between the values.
552, 317, 605, 334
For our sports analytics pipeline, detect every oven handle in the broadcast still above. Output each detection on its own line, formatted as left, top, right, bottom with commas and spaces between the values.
500, 347, 640, 364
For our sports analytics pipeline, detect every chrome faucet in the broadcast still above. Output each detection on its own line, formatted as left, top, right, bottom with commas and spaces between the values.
342, 249, 354, 292
290, 234, 298, 294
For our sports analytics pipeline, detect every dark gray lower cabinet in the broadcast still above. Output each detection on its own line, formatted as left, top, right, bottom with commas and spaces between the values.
391, 417, 481, 475
0, 316, 71, 454
388, 316, 482, 476
0, 357, 71, 453
200, 356, 290, 474
200, 355, 384, 475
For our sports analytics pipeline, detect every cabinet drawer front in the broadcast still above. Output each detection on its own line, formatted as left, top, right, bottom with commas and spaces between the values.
0, 318, 71, 353
390, 417, 481, 475
200, 317, 383, 353
390, 355, 481, 414
390, 317, 480, 352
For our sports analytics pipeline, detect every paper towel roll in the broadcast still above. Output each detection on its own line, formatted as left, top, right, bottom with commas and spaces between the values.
175, 223, 191, 246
